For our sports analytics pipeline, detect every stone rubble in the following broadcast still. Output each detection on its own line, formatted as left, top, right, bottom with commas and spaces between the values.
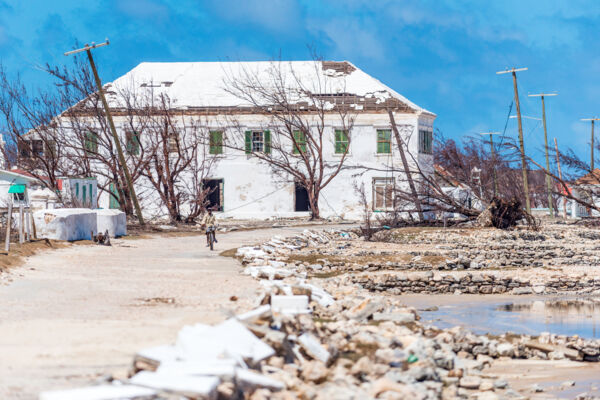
39, 227, 600, 399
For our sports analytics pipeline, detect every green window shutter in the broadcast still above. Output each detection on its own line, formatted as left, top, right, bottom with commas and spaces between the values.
377, 130, 391, 154
293, 130, 307, 154
85, 131, 98, 154
210, 131, 223, 155
244, 131, 252, 154
83, 185, 87, 204
335, 129, 348, 154
264, 130, 271, 154
109, 183, 120, 209
75, 182, 79, 197
127, 131, 140, 155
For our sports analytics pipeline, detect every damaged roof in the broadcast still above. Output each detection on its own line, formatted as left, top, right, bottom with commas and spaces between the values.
105, 60, 435, 116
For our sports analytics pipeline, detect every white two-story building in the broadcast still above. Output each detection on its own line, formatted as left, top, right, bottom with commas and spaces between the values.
18, 61, 435, 221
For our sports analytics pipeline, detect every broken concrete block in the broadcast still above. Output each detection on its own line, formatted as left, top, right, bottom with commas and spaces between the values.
235, 305, 271, 323
271, 295, 310, 315
156, 359, 237, 379
33, 208, 97, 241
373, 312, 415, 324
95, 209, 127, 237
133, 344, 178, 372
39, 384, 157, 400
129, 371, 219, 399
176, 319, 275, 364
298, 333, 330, 364
244, 266, 295, 280
295, 283, 335, 307
236, 368, 285, 391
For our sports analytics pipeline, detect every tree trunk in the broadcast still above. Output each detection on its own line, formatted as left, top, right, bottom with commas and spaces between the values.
308, 189, 320, 220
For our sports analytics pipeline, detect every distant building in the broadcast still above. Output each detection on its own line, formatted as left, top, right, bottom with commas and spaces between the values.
17, 61, 436, 220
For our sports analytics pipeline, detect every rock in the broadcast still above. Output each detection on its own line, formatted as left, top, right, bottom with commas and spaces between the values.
298, 333, 330, 363
496, 343, 515, 357
373, 312, 415, 324
561, 380, 576, 387
512, 287, 533, 295
479, 379, 494, 391
494, 379, 508, 389
476, 392, 499, 400
459, 375, 482, 389
350, 356, 372, 376
301, 360, 328, 383
531, 383, 544, 392
532, 285, 546, 294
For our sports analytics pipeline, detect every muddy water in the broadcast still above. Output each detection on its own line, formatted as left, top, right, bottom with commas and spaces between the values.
401, 294, 600, 339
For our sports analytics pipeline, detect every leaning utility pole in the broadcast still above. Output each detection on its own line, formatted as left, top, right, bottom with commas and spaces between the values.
478, 132, 501, 198
529, 92, 557, 217
65, 40, 145, 225
388, 110, 424, 222
497, 67, 531, 214
554, 138, 567, 218
581, 118, 600, 172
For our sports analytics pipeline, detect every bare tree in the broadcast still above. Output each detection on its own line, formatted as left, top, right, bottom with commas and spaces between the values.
222, 59, 357, 219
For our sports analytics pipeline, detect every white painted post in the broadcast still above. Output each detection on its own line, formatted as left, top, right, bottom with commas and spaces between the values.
19, 204, 24, 244
4, 202, 12, 252
25, 209, 31, 241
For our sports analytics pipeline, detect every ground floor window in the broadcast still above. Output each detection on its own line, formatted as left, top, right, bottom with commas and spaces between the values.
109, 182, 120, 209
373, 178, 394, 211
203, 178, 224, 211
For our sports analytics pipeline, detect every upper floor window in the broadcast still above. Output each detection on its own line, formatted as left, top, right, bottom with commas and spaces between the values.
85, 131, 98, 155
209, 131, 223, 155
377, 129, 391, 154
126, 131, 140, 155
334, 129, 349, 154
419, 129, 433, 155
245, 130, 271, 154
293, 130, 307, 154
167, 134, 179, 153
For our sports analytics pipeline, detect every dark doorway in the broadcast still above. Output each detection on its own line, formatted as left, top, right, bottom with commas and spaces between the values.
203, 179, 224, 211
295, 181, 310, 211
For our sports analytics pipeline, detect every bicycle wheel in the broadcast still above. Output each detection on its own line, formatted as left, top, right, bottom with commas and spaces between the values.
209, 231, 214, 251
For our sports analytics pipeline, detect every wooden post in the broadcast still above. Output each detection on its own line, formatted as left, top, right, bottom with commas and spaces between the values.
25, 208, 31, 241
554, 138, 567, 218
19, 204, 24, 244
4, 202, 12, 252
388, 110, 424, 222
497, 67, 530, 214
31, 211, 37, 239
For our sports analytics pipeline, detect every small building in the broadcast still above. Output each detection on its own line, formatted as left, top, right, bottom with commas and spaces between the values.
564, 169, 600, 218
57, 177, 98, 209
0, 169, 37, 208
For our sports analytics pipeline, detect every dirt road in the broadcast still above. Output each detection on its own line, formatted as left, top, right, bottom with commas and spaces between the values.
0, 226, 314, 400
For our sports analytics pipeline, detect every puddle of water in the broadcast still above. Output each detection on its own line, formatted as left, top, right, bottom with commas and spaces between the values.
419, 297, 600, 339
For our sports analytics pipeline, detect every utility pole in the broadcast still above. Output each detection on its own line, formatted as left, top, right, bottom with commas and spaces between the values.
478, 132, 500, 198
581, 118, 600, 172
529, 93, 557, 217
65, 40, 145, 225
497, 67, 530, 214
554, 138, 567, 218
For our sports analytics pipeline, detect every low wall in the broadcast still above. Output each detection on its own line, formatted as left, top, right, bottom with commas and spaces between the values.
95, 209, 127, 237
34, 209, 97, 241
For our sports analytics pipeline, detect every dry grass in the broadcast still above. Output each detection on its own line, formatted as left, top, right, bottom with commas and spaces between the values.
0, 239, 70, 271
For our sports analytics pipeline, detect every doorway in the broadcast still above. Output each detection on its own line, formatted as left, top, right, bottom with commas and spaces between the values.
294, 181, 310, 212
203, 179, 224, 211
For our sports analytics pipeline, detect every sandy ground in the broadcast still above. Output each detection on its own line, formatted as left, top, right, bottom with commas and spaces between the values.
0, 226, 319, 400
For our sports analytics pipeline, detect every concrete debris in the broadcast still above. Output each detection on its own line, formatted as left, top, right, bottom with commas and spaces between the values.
271, 295, 310, 315
129, 371, 219, 398
298, 332, 331, 363
34, 208, 97, 241
39, 384, 157, 400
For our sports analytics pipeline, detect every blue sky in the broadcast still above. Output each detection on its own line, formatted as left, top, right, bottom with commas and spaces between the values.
1, 0, 599, 163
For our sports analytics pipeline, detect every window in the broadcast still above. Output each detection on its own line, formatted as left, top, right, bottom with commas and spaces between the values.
18, 140, 31, 158
245, 130, 271, 154
82, 185, 87, 205
31, 140, 44, 156
126, 131, 140, 155
209, 131, 223, 155
373, 178, 394, 211
334, 129, 349, 154
46, 140, 57, 159
75, 182, 79, 197
168, 134, 179, 153
377, 129, 392, 154
293, 130, 307, 154
85, 131, 98, 154
419, 130, 433, 154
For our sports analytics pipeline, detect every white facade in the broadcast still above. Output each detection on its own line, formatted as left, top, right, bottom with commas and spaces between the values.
22, 61, 436, 221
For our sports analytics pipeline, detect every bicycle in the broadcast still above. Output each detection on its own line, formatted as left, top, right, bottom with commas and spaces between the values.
206, 226, 216, 251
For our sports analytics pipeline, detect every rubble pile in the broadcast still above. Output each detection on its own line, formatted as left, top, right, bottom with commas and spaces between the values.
40, 228, 600, 399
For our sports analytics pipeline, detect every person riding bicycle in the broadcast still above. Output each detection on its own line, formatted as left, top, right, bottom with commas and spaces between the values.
201, 209, 218, 247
